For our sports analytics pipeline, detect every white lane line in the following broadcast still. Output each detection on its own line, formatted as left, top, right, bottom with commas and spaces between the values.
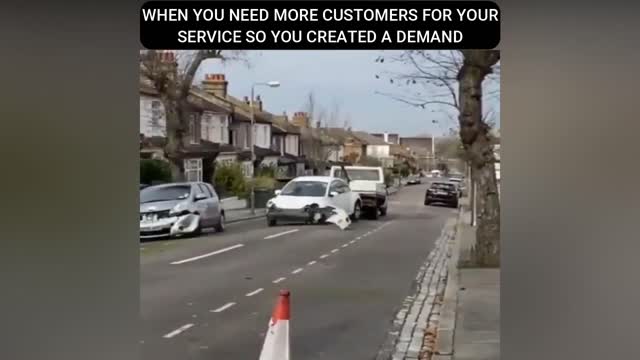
211, 302, 235, 313
246, 288, 264, 297
349, 240, 356, 244
356, 236, 362, 240
264, 229, 299, 240
342, 244, 349, 248
273, 277, 286, 284
170, 244, 244, 265
319, 254, 329, 259
291, 268, 304, 274
307, 260, 317, 266
163, 323, 194, 338
331, 248, 339, 253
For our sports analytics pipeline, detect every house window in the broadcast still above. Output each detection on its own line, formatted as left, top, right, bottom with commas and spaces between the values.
150, 100, 162, 124
184, 158, 203, 182
242, 161, 253, 177
188, 113, 201, 144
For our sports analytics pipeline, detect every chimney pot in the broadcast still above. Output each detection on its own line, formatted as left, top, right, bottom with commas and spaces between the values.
202, 73, 228, 98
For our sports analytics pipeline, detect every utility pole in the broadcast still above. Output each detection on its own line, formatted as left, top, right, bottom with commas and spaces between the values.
249, 81, 280, 215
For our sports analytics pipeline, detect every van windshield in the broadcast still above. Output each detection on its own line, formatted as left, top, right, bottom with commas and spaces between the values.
334, 169, 381, 181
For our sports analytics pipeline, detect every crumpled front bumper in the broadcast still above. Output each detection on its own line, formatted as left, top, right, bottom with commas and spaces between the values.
267, 204, 343, 225
140, 214, 201, 238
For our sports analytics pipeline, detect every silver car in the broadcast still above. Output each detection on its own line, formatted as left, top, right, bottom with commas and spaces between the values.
139, 182, 225, 239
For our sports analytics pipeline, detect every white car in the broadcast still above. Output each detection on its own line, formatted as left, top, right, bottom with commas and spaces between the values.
266, 176, 362, 226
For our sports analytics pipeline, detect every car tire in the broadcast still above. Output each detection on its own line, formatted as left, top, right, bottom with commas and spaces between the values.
379, 205, 387, 216
214, 212, 225, 232
268, 218, 277, 227
451, 202, 459, 208
350, 201, 361, 222
370, 207, 379, 220
191, 218, 202, 237
424, 200, 430, 206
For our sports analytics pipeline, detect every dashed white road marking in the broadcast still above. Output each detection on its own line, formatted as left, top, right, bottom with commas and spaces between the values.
246, 288, 264, 297
291, 268, 304, 274
307, 260, 317, 266
319, 254, 329, 259
211, 302, 235, 313
170, 244, 244, 265
349, 240, 356, 244
264, 229, 299, 239
273, 277, 286, 284
355, 236, 362, 240
341, 243, 349, 248
163, 323, 194, 338
331, 248, 339, 253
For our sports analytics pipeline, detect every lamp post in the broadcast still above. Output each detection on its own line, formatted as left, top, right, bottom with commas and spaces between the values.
431, 120, 438, 172
250, 81, 280, 215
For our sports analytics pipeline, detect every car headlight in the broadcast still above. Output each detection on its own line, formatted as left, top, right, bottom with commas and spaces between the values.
169, 204, 190, 217
266, 200, 275, 208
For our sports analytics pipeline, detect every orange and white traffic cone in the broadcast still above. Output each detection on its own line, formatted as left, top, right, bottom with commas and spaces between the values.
258, 290, 291, 360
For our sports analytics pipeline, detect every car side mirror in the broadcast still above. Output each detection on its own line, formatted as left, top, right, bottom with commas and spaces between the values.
274, 189, 281, 196
329, 191, 338, 197
194, 193, 207, 201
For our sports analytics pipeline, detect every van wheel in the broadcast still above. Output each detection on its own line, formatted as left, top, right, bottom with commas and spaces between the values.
268, 218, 277, 227
369, 207, 379, 220
379, 205, 387, 216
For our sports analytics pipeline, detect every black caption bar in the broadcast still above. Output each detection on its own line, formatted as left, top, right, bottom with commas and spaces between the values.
140, 1, 500, 50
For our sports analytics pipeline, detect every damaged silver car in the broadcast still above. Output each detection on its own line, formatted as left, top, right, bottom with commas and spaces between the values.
139, 182, 224, 240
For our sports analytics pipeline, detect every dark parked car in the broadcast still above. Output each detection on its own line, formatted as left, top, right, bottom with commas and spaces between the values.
424, 181, 459, 208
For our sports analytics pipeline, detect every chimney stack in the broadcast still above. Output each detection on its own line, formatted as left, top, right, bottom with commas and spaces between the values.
243, 96, 250, 105
156, 51, 177, 79
291, 112, 310, 128
202, 74, 228, 98
254, 95, 263, 112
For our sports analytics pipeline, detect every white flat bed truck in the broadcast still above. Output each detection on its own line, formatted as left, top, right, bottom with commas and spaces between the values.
330, 165, 388, 219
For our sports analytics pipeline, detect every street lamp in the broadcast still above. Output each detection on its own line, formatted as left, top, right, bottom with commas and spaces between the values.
431, 120, 438, 171
250, 81, 281, 215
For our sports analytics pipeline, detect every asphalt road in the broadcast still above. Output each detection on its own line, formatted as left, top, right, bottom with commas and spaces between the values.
140, 182, 457, 360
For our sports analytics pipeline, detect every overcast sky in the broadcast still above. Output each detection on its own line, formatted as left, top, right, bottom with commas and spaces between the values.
197, 50, 500, 137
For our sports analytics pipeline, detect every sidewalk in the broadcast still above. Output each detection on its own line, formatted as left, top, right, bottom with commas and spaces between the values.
434, 201, 500, 360
449, 269, 500, 360
377, 197, 500, 360
225, 208, 266, 223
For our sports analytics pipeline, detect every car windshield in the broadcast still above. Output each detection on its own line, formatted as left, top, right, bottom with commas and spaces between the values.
431, 183, 456, 191
334, 169, 381, 181
140, 185, 191, 203
280, 181, 327, 197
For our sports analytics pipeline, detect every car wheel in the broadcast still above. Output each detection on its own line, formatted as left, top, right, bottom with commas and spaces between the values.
350, 201, 361, 222
452, 202, 459, 208
379, 205, 387, 216
369, 207, 379, 220
214, 212, 225, 232
268, 218, 277, 227
190, 218, 202, 237
424, 200, 430, 206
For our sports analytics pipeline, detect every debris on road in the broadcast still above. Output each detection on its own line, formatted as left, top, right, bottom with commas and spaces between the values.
325, 207, 351, 230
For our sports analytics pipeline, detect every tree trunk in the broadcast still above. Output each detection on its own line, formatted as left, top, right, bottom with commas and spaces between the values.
458, 50, 500, 267
162, 95, 186, 182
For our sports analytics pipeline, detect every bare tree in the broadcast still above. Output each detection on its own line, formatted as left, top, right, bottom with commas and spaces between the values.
300, 92, 343, 165
139, 50, 245, 180
376, 50, 501, 266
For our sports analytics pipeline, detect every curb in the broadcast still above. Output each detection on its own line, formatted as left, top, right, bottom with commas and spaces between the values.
225, 212, 266, 224
432, 202, 465, 359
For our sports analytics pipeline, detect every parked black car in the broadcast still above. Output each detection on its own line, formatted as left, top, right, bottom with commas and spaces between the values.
424, 181, 459, 208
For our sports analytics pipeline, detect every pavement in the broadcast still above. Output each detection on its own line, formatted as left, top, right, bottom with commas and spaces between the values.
450, 269, 500, 360
139, 182, 458, 360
